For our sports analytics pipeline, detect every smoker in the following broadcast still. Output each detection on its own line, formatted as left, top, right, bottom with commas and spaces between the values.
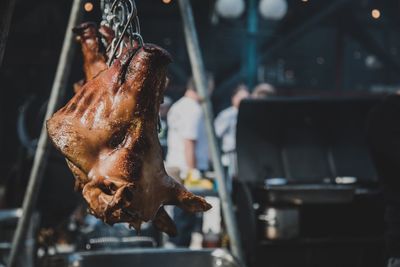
235, 97, 385, 266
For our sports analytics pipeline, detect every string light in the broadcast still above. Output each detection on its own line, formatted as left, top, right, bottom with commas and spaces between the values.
84, 2, 94, 12
371, 9, 381, 19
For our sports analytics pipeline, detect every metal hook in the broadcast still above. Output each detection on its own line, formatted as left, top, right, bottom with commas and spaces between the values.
106, 0, 143, 66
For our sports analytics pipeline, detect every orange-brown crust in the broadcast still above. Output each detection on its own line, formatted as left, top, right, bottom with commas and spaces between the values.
73, 22, 108, 82
47, 42, 211, 236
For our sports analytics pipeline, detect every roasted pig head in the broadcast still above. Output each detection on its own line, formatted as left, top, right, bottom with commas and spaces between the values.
47, 44, 211, 236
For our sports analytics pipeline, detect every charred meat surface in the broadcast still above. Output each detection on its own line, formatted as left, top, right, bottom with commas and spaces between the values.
47, 44, 211, 236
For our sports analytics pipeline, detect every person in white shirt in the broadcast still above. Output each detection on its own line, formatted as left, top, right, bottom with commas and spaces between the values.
214, 84, 249, 180
215, 84, 249, 154
166, 77, 213, 175
166, 76, 213, 247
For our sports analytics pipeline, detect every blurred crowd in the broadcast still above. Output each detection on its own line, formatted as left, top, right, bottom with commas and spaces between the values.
158, 76, 276, 247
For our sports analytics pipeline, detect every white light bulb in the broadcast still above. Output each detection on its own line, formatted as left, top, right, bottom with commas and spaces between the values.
215, 0, 245, 19
259, 0, 288, 20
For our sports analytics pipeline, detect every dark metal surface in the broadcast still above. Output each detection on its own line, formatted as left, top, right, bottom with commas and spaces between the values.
85, 236, 156, 251
1, 212, 38, 267
0, 209, 21, 224
236, 97, 380, 184
258, 207, 299, 240
258, 184, 355, 204
44, 248, 242, 267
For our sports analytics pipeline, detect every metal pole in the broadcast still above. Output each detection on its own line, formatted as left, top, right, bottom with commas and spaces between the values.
245, 0, 259, 90
177, 0, 245, 264
0, 0, 17, 67
8, 0, 82, 266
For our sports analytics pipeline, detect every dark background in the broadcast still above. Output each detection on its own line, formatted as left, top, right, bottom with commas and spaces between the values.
0, 1, 397, 266
1, 0, 399, 206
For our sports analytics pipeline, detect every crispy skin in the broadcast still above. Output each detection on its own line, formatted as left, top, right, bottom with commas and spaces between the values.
73, 22, 108, 82
72, 22, 140, 93
47, 44, 211, 236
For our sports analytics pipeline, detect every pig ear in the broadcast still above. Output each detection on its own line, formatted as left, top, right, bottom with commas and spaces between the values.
153, 206, 177, 237
177, 191, 212, 213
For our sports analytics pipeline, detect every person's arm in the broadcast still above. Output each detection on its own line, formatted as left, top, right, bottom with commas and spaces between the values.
214, 110, 229, 137
184, 139, 197, 169
181, 105, 202, 170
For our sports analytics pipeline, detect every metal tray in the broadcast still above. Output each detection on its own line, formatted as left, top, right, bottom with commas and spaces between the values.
45, 248, 241, 267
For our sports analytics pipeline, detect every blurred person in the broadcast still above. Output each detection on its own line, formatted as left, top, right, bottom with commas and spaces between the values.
165, 76, 214, 247
214, 84, 249, 181
251, 82, 276, 98
158, 96, 172, 158
367, 93, 400, 267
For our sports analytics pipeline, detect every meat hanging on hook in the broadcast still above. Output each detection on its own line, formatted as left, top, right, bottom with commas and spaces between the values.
47, 1, 212, 236
101, 0, 143, 65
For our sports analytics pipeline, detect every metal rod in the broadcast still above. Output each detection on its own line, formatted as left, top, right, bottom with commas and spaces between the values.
177, 0, 245, 264
8, 0, 82, 266
0, 0, 17, 67
245, 0, 259, 90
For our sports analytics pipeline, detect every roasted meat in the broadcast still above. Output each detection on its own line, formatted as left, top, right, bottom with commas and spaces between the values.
72, 22, 139, 93
72, 22, 108, 93
73, 22, 108, 81
47, 44, 211, 236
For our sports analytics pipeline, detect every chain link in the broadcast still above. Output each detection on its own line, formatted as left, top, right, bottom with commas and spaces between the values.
101, 0, 143, 66
101, 0, 162, 133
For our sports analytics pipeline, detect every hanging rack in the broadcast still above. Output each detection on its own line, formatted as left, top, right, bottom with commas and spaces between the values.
8, 0, 83, 266
177, 0, 245, 265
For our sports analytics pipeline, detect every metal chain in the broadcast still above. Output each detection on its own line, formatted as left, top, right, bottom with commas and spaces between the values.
100, 0, 162, 132
101, 0, 143, 66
